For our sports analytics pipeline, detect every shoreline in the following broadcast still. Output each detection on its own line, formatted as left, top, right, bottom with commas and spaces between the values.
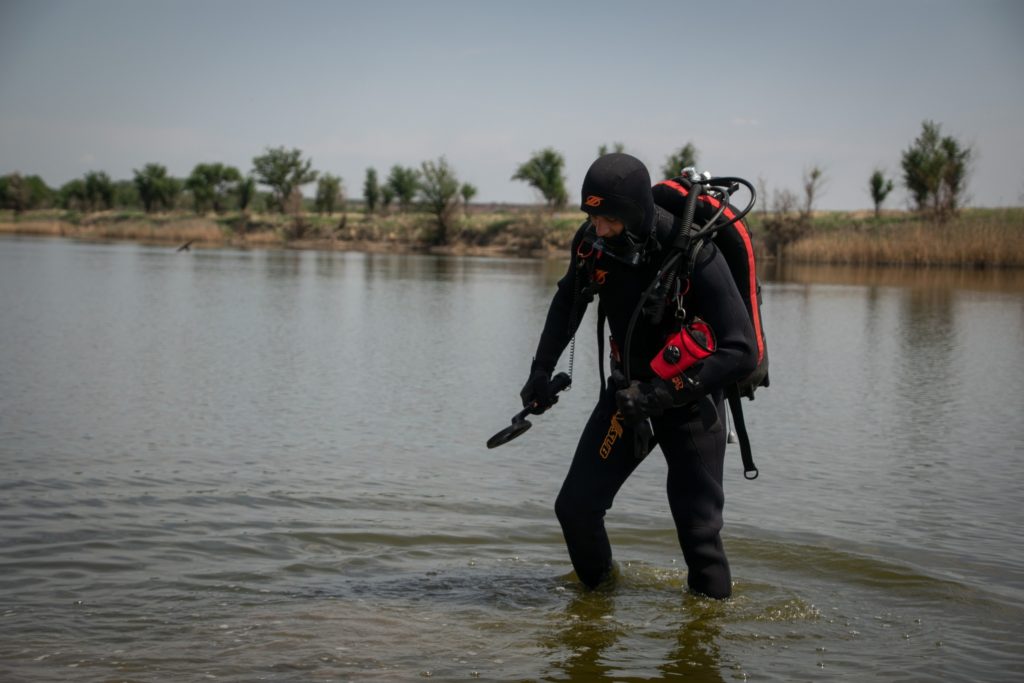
0, 218, 564, 260
3, 205, 1023, 268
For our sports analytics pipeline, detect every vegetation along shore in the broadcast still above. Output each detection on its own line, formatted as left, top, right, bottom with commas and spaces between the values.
2, 205, 1021, 268
2, 121, 1021, 267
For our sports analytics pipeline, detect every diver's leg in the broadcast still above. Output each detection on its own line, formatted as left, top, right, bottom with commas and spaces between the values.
655, 401, 732, 598
555, 391, 644, 588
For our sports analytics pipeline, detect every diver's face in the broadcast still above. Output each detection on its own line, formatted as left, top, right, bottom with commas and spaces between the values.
590, 215, 625, 238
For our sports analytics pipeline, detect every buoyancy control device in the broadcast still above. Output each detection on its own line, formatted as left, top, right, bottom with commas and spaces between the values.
648, 169, 769, 478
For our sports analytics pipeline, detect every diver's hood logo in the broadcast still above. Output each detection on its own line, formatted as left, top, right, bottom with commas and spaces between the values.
584, 195, 604, 207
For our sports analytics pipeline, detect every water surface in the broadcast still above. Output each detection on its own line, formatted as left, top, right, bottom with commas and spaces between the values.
1, 237, 1022, 681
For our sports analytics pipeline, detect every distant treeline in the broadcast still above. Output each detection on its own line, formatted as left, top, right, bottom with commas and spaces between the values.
0, 120, 1001, 258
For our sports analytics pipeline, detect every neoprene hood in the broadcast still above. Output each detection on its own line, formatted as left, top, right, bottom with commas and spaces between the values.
579, 153, 656, 240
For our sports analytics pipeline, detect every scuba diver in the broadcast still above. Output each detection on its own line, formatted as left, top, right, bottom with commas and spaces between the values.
520, 153, 758, 599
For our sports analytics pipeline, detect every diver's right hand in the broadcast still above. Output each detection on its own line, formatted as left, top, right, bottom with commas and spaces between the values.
520, 367, 558, 415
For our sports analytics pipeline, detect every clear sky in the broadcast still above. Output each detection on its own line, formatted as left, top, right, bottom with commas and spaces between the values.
2, 0, 1022, 210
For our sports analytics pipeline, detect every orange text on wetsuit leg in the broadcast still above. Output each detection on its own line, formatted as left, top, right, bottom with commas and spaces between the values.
599, 411, 624, 459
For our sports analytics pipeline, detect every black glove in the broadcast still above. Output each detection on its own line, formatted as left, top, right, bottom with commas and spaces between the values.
520, 364, 558, 415
613, 372, 674, 424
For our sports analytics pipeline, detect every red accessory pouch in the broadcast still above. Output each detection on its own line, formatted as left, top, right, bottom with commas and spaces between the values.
650, 319, 716, 380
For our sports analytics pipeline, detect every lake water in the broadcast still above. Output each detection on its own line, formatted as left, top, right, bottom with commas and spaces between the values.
1, 236, 1023, 682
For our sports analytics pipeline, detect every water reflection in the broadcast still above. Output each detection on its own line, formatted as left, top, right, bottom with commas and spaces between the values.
314, 250, 344, 278
543, 588, 725, 682
766, 261, 1024, 292
898, 286, 956, 408
544, 590, 620, 681
658, 606, 725, 683
262, 248, 303, 278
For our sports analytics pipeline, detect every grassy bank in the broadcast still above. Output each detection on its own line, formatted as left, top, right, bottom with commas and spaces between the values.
0, 208, 585, 257
768, 208, 1024, 268
2, 207, 1022, 267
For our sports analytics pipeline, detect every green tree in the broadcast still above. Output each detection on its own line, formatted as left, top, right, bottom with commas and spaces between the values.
900, 120, 972, 218
133, 165, 161, 213
460, 182, 477, 207
387, 165, 420, 210
59, 179, 88, 210
597, 142, 626, 156
314, 173, 344, 215
661, 143, 699, 179
380, 185, 395, 212
512, 147, 568, 209
133, 164, 177, 213
165, 176, 183, 209
252, 146, 318, 213
869, 169, 895, 218
1, 173, 30, 214
113, 180, 140, 209
418, 156, 461, 245
84, 171, 115, 212
938, 135, 971, 214
1, 173, 52, 214
363, 167, 380, 214
237, 176, 256, 211
185, 163, 242, 214
25, 174, 52, 209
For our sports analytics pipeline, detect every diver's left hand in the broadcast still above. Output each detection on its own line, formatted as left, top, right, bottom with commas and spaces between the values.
613, 375, 674, 423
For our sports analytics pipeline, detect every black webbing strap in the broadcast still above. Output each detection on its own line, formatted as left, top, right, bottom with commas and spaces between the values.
726, 384, 758, 480
597, 303, 607, 394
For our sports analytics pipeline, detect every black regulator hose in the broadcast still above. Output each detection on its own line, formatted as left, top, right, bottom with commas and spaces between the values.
620, 174, 756, 383
689, 176, 757, 240
614, 174, 756, 439
642, 177, 705, 337
621, 249, 680, 382
622, 178, 703, 382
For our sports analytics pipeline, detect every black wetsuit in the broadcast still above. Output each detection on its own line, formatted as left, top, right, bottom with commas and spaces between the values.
531, 206, 757, 598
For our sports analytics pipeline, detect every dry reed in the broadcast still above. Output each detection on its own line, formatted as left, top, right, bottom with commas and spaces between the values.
784, 211, 1024, 267
1, 214, 226, 245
